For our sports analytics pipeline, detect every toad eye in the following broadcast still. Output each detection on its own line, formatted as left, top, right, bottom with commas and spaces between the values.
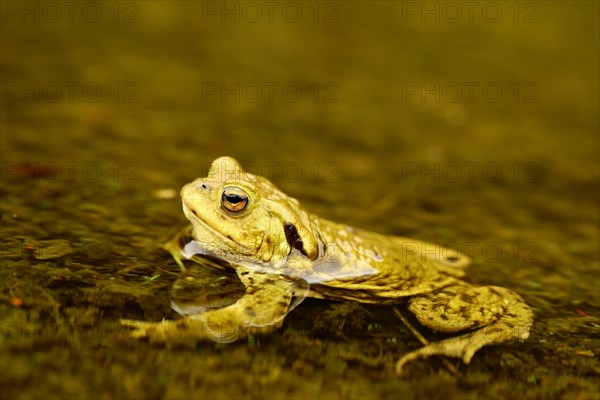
221, 188, 249, 213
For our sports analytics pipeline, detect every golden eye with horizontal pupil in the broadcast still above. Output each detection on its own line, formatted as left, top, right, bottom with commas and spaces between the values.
221, 188, 249, 213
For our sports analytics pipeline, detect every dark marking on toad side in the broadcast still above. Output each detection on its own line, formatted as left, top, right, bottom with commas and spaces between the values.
460, 293, 475, 303
284, 222, 308, 257
262, 277, 276, 285
277, 301, 290, 310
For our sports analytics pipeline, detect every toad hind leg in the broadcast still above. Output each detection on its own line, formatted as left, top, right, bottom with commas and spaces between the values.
121, 271, 301, 344
396, 284, 533, 374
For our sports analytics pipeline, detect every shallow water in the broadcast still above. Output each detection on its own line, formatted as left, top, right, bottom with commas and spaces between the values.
1, 2, 599, 399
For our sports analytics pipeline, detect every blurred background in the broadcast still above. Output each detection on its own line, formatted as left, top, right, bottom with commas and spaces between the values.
1, 1, 598, 399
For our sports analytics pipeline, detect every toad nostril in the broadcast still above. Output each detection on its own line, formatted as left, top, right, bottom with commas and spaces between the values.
201, 184, 207, 189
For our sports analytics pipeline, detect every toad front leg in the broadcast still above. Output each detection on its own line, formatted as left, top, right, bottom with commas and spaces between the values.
396, 284, 533, 373
120, 270, 301, 343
